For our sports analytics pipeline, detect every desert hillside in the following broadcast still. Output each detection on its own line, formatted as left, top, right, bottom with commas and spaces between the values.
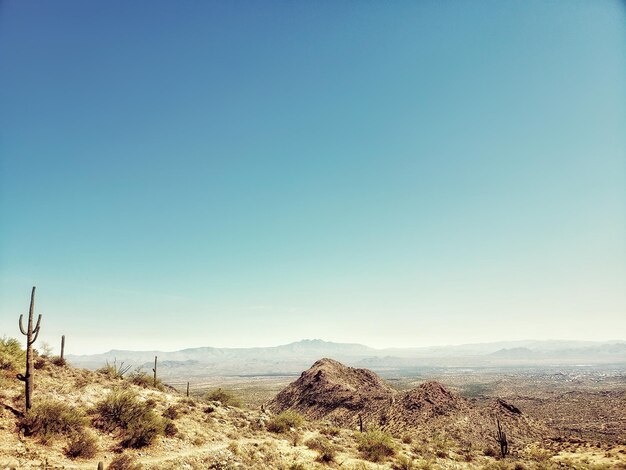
0, 344, 624, 469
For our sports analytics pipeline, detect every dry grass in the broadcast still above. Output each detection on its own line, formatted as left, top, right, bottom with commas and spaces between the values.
65, 428, 98, 458
127, 369, 165, 390
21, 399, 86, 442
162, 405, 179, 420
94, 389, 164, 448
51, 356, 67, 367
392, 455, 416, 470
108, 454, 143, 470
267, 410, 305, 433
356, 428, 398, 462
305, 435, 337, 463
97, 360, 132, 379
204, 388, 242, 407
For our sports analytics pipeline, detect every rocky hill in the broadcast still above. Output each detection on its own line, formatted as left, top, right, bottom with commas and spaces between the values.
268, 358, 395, 424
268, 358, 546, 447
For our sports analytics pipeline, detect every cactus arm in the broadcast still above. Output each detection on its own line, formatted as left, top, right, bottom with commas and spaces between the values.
19, 315, 27, 335
34, 314, 42, 333
30, 316, 43, 344
16, 374, 26, 381
31, 329, 40, 345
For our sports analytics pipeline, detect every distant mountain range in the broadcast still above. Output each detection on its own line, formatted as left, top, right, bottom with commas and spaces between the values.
67, 339, 626, 379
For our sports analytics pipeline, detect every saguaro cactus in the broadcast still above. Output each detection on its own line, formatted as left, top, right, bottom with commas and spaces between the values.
17, 287, 42, 410
494, 417, 509, 458
60, 335, 65, 360
186, 381, 190, 397
152, 355, 158, 387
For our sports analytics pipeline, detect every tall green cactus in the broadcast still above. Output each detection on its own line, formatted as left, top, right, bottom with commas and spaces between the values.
17, 287, 42, 410
152, 355, 158, 387
494, 417, 509, 458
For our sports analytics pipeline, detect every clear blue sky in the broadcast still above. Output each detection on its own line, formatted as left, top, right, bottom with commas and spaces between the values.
1, 1, 624, 354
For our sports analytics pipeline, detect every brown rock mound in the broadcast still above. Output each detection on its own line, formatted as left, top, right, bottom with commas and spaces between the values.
396, 381, 467, 416
267, 358, 394, 426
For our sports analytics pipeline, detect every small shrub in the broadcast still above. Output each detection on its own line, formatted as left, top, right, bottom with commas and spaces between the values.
414, 459, 435, 470
357, 428, 397, 462
320, 425, 341, 437
305, 436, 336, 463
127, 369, 163, 389
180, 397, 196, 408
481, 462, 511, 470
97, 359, 131, 379
484, 447, 497, 457
108, 454, 143, 470
51, 356, 67, 367
526, 444, 553, 461
0, 337, 25, 371
205, 448, 238, 469
145, 398, 157, 409
411, 441, 429, 457
347, 463, 374, 470
267, 410, 304, 433
290, 431, 302, 446
75, 373, 91, 388
65, 429, 98, 458
228, 440, 240, 455
21, 400, 86, 442
401, 434, 413, 444
192, 435, 206, 446
432, 434, 449, 458
205, 388, 242, 407
95, 390, 143, 431
162, 405, 179, 420
95, 389, 164, 448
127, 369, 150, 386
34, 357, 48, 369
120, 414, 164, 448
163, 419, 178, 437
393, 455, 415, 470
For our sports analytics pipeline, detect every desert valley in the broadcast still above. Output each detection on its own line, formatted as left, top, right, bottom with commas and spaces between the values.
1, 333, 624, 469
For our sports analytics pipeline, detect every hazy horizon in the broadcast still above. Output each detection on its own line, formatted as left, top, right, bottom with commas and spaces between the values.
1, 1, 625, 355
63, 337, 626, 358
